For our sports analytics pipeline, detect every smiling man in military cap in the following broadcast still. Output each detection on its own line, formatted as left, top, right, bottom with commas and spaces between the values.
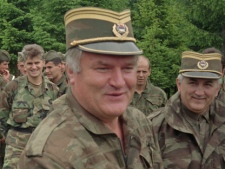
149, 51, 225, 168
18, 7, 162, 169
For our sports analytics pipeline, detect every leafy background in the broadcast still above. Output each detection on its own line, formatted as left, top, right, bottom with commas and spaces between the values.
0, 0, 224, 97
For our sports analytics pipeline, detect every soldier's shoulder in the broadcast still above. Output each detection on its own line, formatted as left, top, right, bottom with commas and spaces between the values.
151, 85, 166, 95
44, 77, 59, 91
127, 105, 146, 117
4, 77, 20, 89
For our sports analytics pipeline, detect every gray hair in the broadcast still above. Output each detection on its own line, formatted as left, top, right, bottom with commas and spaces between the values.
65, 47, 139, 73
177, 74, 222, 85
65, 47, 82, 73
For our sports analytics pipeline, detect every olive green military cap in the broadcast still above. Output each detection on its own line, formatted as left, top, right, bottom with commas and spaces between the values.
0, 50, 10, 61
18, 52, 25, 62
179, 51, 222, 79
44, 50, 61, 61
57, 52, 65, 62
64, 7, 142, 55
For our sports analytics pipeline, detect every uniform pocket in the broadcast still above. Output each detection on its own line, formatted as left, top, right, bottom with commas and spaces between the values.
13, 108, 28, 123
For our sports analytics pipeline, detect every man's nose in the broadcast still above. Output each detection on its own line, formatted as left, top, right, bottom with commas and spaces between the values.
109, 69, 125, 88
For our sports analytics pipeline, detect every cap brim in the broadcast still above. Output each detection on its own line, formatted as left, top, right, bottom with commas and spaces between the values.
182, 72, 221, 79
78, 41, 142, 55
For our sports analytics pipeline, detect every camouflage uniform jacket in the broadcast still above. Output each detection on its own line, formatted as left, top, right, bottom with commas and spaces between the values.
130, 81, 167, 116
149, 91, 225, 169
0, 74, 7, 95
216, 87, 225, 103
0, 75, 59, 136
56, 74, 68, 96
18, 88, 163, 169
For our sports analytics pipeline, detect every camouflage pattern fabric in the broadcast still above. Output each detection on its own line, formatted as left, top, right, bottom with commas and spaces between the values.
55, 74, 68, 96
216, 87, 225, 103
0, 75, 7, 95
0, 75, 59, 168
0, 75, 7, 169
130, 81, 167, 116
18, 88, 163, 169
149, 91, 225, 169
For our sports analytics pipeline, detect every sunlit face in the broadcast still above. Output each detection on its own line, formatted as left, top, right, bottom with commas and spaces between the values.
25, 56, 45, 79
176, 77, 220, 114
0, 61, 9, 74
137, 56, 150, 86
17, 62, 27, 75
67, 52, 137, 122
45, 61, 62, 83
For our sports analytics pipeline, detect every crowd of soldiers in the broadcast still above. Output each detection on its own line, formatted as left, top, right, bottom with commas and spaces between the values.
0, 45, 68, 168
0, 6, 224, 169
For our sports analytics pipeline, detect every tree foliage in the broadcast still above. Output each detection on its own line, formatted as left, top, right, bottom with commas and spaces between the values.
132, 0, 188, 95
0, 0, 224, 95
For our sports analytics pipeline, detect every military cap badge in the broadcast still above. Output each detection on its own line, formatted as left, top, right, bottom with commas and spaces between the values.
197, 60, 208, 70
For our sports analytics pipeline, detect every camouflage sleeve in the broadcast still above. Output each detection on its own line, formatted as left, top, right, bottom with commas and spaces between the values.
53, 86, 59, 100
0, 81, 18, 136
147, 118, 163, 169
162, 90, 167, 106
18, 151, 65, 169
0, 77, 7, 95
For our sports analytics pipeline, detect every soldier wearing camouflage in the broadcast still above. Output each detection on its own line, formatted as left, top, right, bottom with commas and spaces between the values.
0, 44, 59, 169
0, 50, 11, 94
130, 55, 167, 116
44, 50, 68, 96
149, 51, 224, 169
18, 7, 163, 169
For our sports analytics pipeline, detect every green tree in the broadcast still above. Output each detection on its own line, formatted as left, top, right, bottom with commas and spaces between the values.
177, 0, 225, 52
132, 0, 189, 96
0, 0, 130, 75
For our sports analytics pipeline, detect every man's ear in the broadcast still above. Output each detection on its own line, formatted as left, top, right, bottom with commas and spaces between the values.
42, 60, 46, 66
66, 65, 75, 85
58, 63, 62, 69
148, 69, 152, 76
176, 78, 181, 92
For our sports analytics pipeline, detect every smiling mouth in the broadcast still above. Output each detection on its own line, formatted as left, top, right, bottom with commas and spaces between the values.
107, 92, 125, 97
192, 97, 205, 101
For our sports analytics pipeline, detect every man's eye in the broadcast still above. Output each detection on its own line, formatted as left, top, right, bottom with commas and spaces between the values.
96, 67, 109, 72
205, 83, 213, 87
189, 81, 196, 84
97, 67, 107, 70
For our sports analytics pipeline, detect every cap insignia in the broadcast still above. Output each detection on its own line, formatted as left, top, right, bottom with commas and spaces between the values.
113, 23, 129, 37
197, 60, 208, 69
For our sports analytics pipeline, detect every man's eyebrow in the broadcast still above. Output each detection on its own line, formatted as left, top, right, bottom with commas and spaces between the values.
189, 78, 214, 83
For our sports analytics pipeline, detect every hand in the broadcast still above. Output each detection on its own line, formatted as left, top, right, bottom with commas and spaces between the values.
3, 69, 10, 82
